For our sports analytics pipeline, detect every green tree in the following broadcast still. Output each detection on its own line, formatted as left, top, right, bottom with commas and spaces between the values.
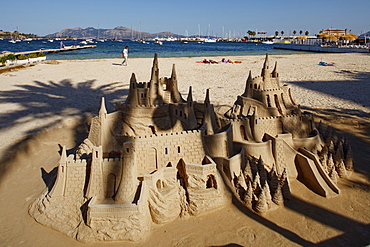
275, 31, 279, 37
281, 31, 284, 36
305, 31, 309, 36
293, 30, 297, 36
299, 30, 303, 35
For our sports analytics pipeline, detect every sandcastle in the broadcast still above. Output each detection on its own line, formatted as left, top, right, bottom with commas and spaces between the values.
29, 54, 353, 242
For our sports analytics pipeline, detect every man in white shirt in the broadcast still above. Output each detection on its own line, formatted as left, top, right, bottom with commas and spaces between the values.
121, 46, 129, 66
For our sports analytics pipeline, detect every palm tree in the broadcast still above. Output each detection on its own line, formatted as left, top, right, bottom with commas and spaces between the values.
281, 31, 284, 36
275, 31, 279, 37
293, 30, 297, 36
305, 31, 309, 36
299, 30, 303, 35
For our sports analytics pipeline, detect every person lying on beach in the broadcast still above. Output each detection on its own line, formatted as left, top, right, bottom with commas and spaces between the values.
221, 58, 242, 64
196, 59, 219, 64
318, 61, 336, 66
201, 59, 218, 64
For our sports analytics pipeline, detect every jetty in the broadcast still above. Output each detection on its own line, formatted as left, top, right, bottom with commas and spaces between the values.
273, 43, 369, 53
1, 45, 96, 57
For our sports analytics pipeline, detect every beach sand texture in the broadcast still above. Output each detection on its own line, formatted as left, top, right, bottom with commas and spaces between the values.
0, 53, 369, 246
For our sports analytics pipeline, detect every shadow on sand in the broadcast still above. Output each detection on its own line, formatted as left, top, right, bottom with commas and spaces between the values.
0, 79, 128, 184
286, 70, 370, 108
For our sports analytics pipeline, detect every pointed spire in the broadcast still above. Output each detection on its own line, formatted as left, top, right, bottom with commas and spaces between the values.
130, 72, 137, 84
262, 53, 269, 71
49, 145, 68, 197
153, 53, 159, 67
150, 53, 159, 83
185, 86, 197, 129
272, 61, 278, 78
261, 53, 271, 86
244, 180, 253, 206
243, 159, 253, 180
329, 168, 338, 183
171, 63, 177, 80
169, 63, 183, 103
59, 145, 67, 164
203, 89, 215, 135
272, 182, 284, 205
125, 73, 138, 105
204, 88, 210, 105
264, 53, 269, 67
336, 160, 347, 178
262, 180, 272, 202
238, 171, 248, 191
148, 55, 160, 105
187, 86, 193, 103
99, 97, 107, 117
242, 70, 253, 97
255, 189, 268, 213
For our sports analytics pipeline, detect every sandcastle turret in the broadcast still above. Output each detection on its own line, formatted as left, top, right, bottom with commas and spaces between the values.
272, 61, 279, 78
261, 54, 271, 85
203, 89, 218, 135
169, 64, 184, 103
148, 53, 161, 105
242, 70, 253, 98
98, 97, 107, 148
115, 142, 138, 204
125, 73, 139, 106
86, 146, 105, 201
49, 145, 67, 197
185, 86, 197, 129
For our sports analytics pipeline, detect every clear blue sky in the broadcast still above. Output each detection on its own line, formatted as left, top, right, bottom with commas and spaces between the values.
1, 0, 369, 36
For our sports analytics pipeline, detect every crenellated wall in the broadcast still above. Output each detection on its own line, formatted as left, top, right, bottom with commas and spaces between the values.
64, 158, 88, 197
86, 181, 151, 242
251, 113, 314, 142
125, 128, 207, 175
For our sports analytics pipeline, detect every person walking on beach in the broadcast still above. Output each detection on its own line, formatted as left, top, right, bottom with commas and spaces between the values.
121, 46, 128, 66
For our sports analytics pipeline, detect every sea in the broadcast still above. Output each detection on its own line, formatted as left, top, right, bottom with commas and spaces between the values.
0, 38, 305, 60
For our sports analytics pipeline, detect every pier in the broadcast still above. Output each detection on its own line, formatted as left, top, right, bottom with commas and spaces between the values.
273, 43, 369, 53
1, 45, 96, 57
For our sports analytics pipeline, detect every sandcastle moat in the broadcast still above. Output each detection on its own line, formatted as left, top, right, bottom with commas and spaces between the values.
29, 54, 354, 243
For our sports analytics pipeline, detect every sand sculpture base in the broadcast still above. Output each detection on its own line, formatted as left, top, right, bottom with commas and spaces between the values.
29, 54, 353, 243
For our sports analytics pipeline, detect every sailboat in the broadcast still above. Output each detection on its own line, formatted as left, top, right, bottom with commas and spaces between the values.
204, 24, 216, 42
8, 30, 17, 43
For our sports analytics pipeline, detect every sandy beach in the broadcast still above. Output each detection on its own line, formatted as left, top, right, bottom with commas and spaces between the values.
0, 53, 369, 246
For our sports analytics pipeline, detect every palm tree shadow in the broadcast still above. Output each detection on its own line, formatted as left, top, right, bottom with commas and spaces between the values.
285, 71, 370, 108
0, 79, 129, 184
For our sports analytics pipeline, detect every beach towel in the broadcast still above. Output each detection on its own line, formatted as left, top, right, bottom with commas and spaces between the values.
318, 61, 336, 66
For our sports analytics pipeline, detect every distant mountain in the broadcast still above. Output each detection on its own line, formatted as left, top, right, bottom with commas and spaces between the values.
49, 26, 181, 39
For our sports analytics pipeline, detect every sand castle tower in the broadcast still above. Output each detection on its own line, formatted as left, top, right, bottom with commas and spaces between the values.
115, 142, 138, 204
227, 54, 295, 118
125, 53, 184, 106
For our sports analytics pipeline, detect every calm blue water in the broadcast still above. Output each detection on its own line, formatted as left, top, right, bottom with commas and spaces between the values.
0, 39, 305, 60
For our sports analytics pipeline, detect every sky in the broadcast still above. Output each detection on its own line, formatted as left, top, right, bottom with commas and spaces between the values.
1, 0, 369, 37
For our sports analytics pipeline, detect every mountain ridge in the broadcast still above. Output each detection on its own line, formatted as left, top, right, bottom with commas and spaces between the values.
50, 26, 181, 39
